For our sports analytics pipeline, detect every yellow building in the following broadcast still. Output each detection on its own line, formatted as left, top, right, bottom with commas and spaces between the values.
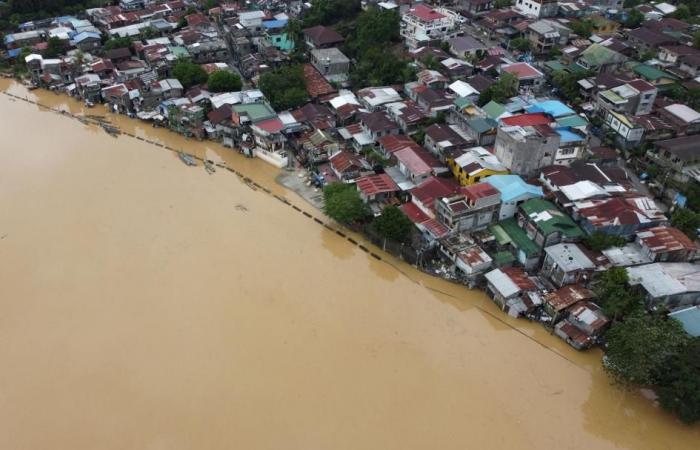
448, 147, 509, 186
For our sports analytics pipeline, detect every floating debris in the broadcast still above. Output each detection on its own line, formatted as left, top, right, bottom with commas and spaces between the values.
234, 204, 248, 212
178, 151, 197, 166
101, 123, 120, 137
204, 159, 216, 174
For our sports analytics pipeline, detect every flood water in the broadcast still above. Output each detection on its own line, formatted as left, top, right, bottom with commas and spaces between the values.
0, 79, 698, 450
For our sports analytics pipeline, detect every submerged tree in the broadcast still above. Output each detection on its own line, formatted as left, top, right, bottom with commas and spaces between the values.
323, 183, 370, 224
373, 205, 413, 243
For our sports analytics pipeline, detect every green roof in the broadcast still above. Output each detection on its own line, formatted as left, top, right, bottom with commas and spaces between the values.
454, 96, 473, 110
492, 251, 516, 266
168, 46, 190, 58
468, 117, 497, 133
556, 114, 588, 128
544, 60, 566, 72
578, 43, 624, 67
499, 218, 540, 257
633, 64, 679, 82
519, 199, 585, 239
482, 100, 506, 119
489, 223, 512, 245
232, 102, 276, 123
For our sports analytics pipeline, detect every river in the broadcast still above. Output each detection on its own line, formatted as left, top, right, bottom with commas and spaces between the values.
0, 80, 698, 450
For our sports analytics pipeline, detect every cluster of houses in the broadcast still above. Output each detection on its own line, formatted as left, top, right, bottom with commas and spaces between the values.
3, 0, 700, 348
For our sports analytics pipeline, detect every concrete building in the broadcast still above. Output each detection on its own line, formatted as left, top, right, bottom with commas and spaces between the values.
400, 4, 455, 50
435, 182, 501, 232
513, 0, 559, 18
541, 243, 596, 287
485, 174, 544, 220
310, 47, 350, 84
494, 124, 560, 178
627, 263, 700, 309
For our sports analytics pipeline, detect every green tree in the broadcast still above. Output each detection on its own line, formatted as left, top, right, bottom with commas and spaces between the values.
510, 37, 530, 52
583, 232, 626, 251
551, 69, 591, 104
495, 0, 512, 7
478, 72, 518, 106
348, 7, 399, 57
207, 70, 242, 92
103, 36, 132, 51
303, 0, 362, 27
350, 47, 414, 88
625, 9, 644, 29
671, 208, 700, 239
373, 205, 413, 243
672, 4, 691, 20
604, 313, 690, 386
570, 19, 593, 38
623, 0, 641, 7
258, 64, 309, 110
44, 36, 64, 58
656, 338, 700, 424
323, 183, 370, 224
172, 60, 208, 89
694, 31, 700, 50
594, 267, 644, 321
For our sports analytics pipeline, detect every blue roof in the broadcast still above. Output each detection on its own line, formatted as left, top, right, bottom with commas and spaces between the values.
527, 100, 575, 118
669, 306, 700, 337
263, 19, 288, 29
6, 48, 21, 58
555, 127, 584, 143
71, 31, 101, 43
4, 34, 14, 44
485, 174, 543, 202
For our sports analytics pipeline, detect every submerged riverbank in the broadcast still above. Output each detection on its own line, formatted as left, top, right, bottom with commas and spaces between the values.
1, 79, 699, 450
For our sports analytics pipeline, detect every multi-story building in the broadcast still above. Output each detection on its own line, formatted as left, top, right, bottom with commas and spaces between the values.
596, 79, 657, 117
513, 0, 559, 18
400, 4, 455, 50
435, 183, 501, 233
494, 124, 560, 178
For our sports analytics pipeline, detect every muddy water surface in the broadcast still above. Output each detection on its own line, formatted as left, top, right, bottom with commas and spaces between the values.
0, 80, 698, 450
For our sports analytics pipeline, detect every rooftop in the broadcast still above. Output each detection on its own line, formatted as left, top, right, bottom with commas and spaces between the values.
520, 199, 585, 239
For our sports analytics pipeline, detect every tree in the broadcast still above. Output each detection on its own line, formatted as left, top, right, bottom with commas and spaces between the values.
258, 64, 309, 110
510, 37, 530, 52
623, 0, 641, 7
583, 232, 626, 251
625, 9, 644, 29
373, 205, 413, 243
694, 31, 700, 50
672, 4, 691, 20
671, 208, 700, 239
495, 0, 512, 7
44, 36, 64, 58
348, 7, 400, 57
656, 338, 700, 424
302, 0, 361, 27
551, 69, 591, 104
172, 60, 208, 89
103, 36, 132, 51
604, 313, 690, 386
478, 72, 518, 106
594, 267, 644, 321
350, 47, 414, 88
207, 70, 242, 92
570, 19, 593, 38
323, 183, 370, 224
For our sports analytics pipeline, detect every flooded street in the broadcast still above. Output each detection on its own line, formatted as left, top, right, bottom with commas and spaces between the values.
0, 80, 698, 450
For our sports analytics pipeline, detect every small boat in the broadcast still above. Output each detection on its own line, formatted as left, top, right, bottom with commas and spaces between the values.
101, 123, 120, 137
178, 151, 196, 166
204, 159, 216, 174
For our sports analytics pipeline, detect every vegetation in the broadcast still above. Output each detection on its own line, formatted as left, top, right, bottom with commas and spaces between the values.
604, 312, 690, 386
551, 69, 591, 104
570, 19, 593, 38
207, 70, 242, 93
372, 205, 413, 243
44, 36, 64, 58
302, 0, 361, 27
656, 338, 700, 424
258, 64, 308, 111
624, 9, 644, 29
510, 37, 530, 52
583, 232, 626, 251
103, 36, 132, 51
172, 60, 208, 89
495, 0, 512, 7
671, 208, 700, 239
323, 183, 370, 224
594, 268, 644, 321
477, 72, 518, 106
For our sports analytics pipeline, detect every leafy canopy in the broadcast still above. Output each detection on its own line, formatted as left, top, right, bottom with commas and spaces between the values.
303, 0, 361, 27
671, 208, 700, 239
323, 182, 370, 224
478, 72, 518, 106
207, 70, 242, 93
373, 205, 413, 243
583, 232, 626, 252
656, 338, 700, 424
172, 60, 208, 89
258, 64, 309, 111
594, 267, 644, 321
103, 36, 132, 51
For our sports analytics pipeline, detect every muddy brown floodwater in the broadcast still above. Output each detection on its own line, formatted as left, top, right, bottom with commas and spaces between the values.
0, 79, 698, 450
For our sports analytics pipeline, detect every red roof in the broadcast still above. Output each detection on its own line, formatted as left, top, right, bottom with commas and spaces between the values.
502, 62, 542, 80
501, 267, 537, 291
356, 174, 400, 196
255, 118, 284, 134
637, 226, 697, 254
500, 113, 551, 127
303, 64, 336, 99
409, 4, 446, 21
378, 134, 422, 154
329, 151, 364, 174
410, 176, 461, 210
464, 182, 499, 202
395, 147, 432, 176
401, 202, 431, 224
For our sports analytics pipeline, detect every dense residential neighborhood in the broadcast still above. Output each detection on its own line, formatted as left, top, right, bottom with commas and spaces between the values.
2, 0, 700, 424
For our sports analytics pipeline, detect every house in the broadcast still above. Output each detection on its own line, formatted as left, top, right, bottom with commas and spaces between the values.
357, 86, 401, 111
385, 101, 427, 135
463, 117, 499, 146
658, 45, 700, 66
407, 84, 453, 117
679, 55, 700, 77
460, 0, 496, 17
517, 198, 585, 250
494, 123, 560, 178
554, 301, 609, 349
303, 25, 344, 49
424, 123, 470, 160
329, 151, 369, 182
310, 47, 350, 84
303, 64, 337, 101
400, 201, 451, 243
632, 64, 679, 92
668, 305, 700, 337
157, 78, 183, 99
448, 146, 508, 186
572, 196, 667, 237
626, 27, 677, 56
207, 104, 234, 146
651, 136, 700, 183
356, 173, 401, 207
70, 31, 102, 52
400, 3, 455, 50
500, 62, 545, 91
493, 217, 542, 270
541, 243, 596, 288
486, 174, 544, 220
359, 111, 401, 143
659, 104, 700, 136
484, 266, 540, 316
575, 44, 627, 73
635, 226, 698, 263
447, 36, 487, 59
513, 0, 559, 18
543, 284, 596, 322
439, 234, 493, 281
435, 182, 501, 232
596, 79, 657, 117
394, 146, 445, 184
409, 176, 464, 218
527, 20, 570, 54
238, 10, 266, 30
627, 263, 700, 309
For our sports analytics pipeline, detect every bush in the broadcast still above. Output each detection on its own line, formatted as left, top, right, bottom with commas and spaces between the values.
583, 232, 626, 251
323, 183, 370, 224
207, 70, 242, 92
